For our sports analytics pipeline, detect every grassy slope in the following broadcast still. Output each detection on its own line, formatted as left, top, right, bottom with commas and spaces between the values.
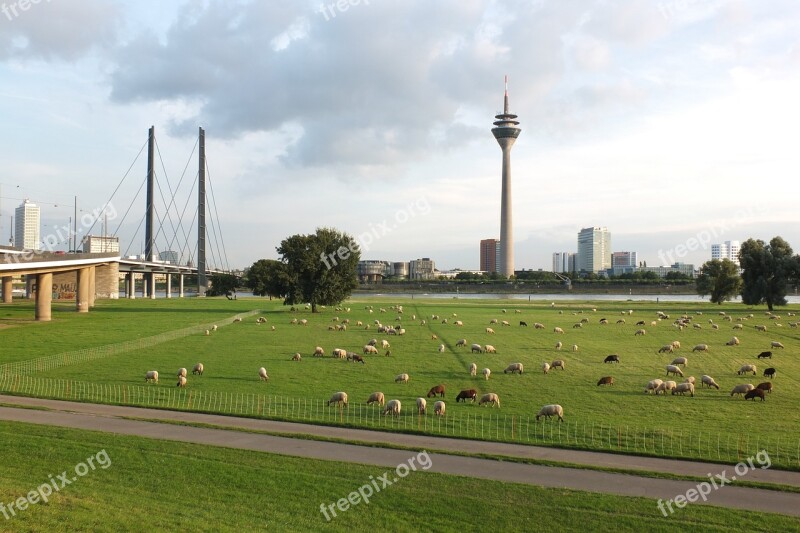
0, 420, 797, 532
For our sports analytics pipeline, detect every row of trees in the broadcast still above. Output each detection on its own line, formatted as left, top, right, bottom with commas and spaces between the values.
696, 236, 800, 309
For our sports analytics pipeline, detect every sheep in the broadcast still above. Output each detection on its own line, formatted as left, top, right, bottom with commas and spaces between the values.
469, 363, 477, 377
757, 351, 772, 359
599, 318, 609, 325
145, 370, 159, 383
327, 391, 348, 407
456, 389, 477, 402
433, 401, 446, 416
381, 339, 390, 349
489, 318, 498, 324
616, 319, 626, 324
756, 382, 773, 394
665, 365, 684, 377
658, 344, 674, 354
368, 338, 378, 346
478, 393, 500, 407
519, 321, 528, 327
416, 397, 427, 415
485, 327, 495, 334
383, 399, 401, 416
572, 344, 579, 352
726, 337, 740, 346
431, 334, 438, 340
553, 327, 564, 334
701, 375, 720, 389
597, 376, 614, 386
438, 344, 445, 353
763, 367, 776, 378
233, 317, 242, 323
755, 325, 767, 332
503, 363, 523, 374
671, 357, 688, 367
501, 320, 510, 326
672, 382, 695, 397
177, 376, 187, 388
636, 320, 646, 326
644, 379, 663, 394
177, 367, 187, 378
730, 383, 755, 397
256, 317, 267, 324
551, 359, 566, 371
692, 344, 709, 352
555, 341, 563, 350
534, 323, 545, 329
536, 404, 564, 422
426, 384, 445, 398
300, 319, 308, 326
671, 341, 681, 350
634, 329, 646, 336
395, 373, 410, 384
205, 330, 210, 336
482, 368, 491, 380
350, 354, 366, 364
471, 343, 483, 353
192, 363, 204, 375
367, 391, 385, 406
573, 323, 583, 329
212, 324, 218, 331
314, 346, 325, 357
683, 376, 696, 385
655, 380, 677, 395
385, 350, 392, 357
603, 354, 620, 363
737, 364, 757, 376
542, 362, 551, 374
363, 345, 378, 355
771, 341, 785, 349
484, 345, 497, 354
455, 321, 464, 327
332, 348, 347, 359
743, 387, 765, 401
456, 339, 467, 348
733, 324, 743, 330
292, 353, 302, 361
258, 367, 269, 381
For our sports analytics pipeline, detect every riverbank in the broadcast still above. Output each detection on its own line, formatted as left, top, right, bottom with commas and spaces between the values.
355, 282, 698, 296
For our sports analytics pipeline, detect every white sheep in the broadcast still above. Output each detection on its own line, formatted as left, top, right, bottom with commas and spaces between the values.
192, 363, 204, 375
292, 353, 302, 361
701, 375, 720, 389
416, 397, 427, 415
482, 368, 491, 380
671, 341, 681, 350
485, 327, 495, 334
176, 375, 187, 388
655, 380, 677, 395
333, 348, 347, 359
367, 392, 385, 406
327, 391, 348, 407
455, 320, 464, 326
205, 330, 210, 336
536, 404, 564, 421
177, 367, 187, 378
438, 344, 445, 353
471, 343, 483, 353
383, 399, 401, 416
504, 363, 523, 374
484, 344, 497, 354
665, 364, 684, 377
726, 336, 740, 346
692, 344, 709, 352
555, 341, 563, 350
469, 362, 477, 376
363, 345, 378, 355
456, 338, 467, 347
683, 376, 696, 385
258, 367, 269, 381
755, 325, 767, 332
534, 323, 545, 329
644, 378, 663, 394
672, 382, 694, 396
542, 362, 551, 374
572, 344, 578, 352
634, 329, 646, 336
730, 384, 755, 397
671, 357, 688, 367
382, 340, 390, 349
433, 400, 446, 416
771, 341, 785, 349
395, 373, 410, 384
553, 327, 564, 334
737, 364, 757, 376
212, 324, 218, 331
314, 346, 325, 357
145, 370, 159, 383
478, 393, 500, 407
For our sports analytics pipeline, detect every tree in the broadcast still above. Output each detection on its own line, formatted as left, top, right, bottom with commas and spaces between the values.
695, 259, 742, 304
206, 273, 240, 297
245, 259, 293, 299
739, 237, 799, 311
256, 227, 359, 312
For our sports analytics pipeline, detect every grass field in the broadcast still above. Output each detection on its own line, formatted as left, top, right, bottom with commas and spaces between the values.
1, 296, 799, 467
0, 420, 797, 532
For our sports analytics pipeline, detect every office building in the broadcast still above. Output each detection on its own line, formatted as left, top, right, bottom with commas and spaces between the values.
14, 199, 40, 250
577, 227, 611, 273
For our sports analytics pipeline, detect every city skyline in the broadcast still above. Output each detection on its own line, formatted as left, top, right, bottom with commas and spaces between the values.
1, 1, 798, 271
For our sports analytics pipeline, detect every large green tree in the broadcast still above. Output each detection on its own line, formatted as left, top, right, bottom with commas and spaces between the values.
695, 259, 742, 304
206, 273, 240, 297
739, 236, 799, 311
248, 228, 359, 312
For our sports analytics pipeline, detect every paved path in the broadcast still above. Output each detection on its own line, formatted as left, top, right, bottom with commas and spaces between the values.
1, 395, 799, 517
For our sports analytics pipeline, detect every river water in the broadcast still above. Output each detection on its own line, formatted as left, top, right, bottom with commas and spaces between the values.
349, 292, 800, 304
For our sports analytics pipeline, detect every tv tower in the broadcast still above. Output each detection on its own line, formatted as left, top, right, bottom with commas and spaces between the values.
491, 75, 521, 278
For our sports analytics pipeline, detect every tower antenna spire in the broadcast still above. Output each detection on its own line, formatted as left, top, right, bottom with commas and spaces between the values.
504, 75, 509, 114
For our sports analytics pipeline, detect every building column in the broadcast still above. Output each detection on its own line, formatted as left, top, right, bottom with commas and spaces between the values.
179, 274, 185, 298
76, 268, 89, 313
141, 273, 147, 298
149, 273, 156, 299
2, 276, 12, 304
89, 266, 96, 308
35, 272, 52, 321
127, 272, 135, 299
26, 276, 33, 299
166, 274, 172, 299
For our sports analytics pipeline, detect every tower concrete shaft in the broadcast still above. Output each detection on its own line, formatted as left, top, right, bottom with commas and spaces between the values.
491, 77, 521, 278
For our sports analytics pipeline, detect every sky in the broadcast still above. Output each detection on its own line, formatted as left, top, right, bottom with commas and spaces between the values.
0, 0, 798, 271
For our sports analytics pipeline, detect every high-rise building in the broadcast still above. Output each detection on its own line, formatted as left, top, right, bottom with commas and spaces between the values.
159, 250, 179, 264
83, 235, 120, 254
577, 227, 611, 273
480, 239, 500, 273
711, 241, 740, 266
612, 251, 638, 268
552, 252, 576, 273
14, 199, 40, 250
409, 258, 436, 280
491, 76, 521, 277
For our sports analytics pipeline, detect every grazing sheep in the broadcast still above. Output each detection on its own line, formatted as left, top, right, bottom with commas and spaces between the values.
212, 324, 218, 331
367, 392, 385, 406
350, 354, 365, 364
456, 339, 467, 348
327, 391, 348, 407
542, 362, 551, 374
635, 329, 646, 336
597, 376, 614, 386
644, 379, 664, 394
701, 375, 720, 389
456, 389, 477, 402
551, 359, 566, 371
454, 321, 464, 326
671, 357, 688, 367
438, 344, 445, 353
771, 341, 785, 349
395, 373, 410, 384
536, 404, 564, 422
368, 338, 378, 346
519, 321, 528, 327
145, 370, 159, 383
332, 348, 347, 359
314, 346, 325, 357
258, 367, 269, 381
757, 351, 772, 359
501, 320, 510, 326
744, 388, 766, 401
534, 323, 545, 329
763, 367, 776, 378
503, 363, 524, 374
478, 393, 500, 407
756, 382, 773, 393
692, 344, 709, 352
726, 337, 740, 346
572, 344, 579, 352
484, 345, 497, 354
553, 327, 564, 334
555, 341, 563, 350
485, 327, 495, 334
755, 325, 767, 332
658, 344, 674, 354
383, 399, 401, 416
177, 367, 187, 378
636, 321, 646, 326
300, 319, 308, 326
433, 401, 446, 415
471, 343, 483, 353
426, 385, 446, 398
616, 319, 626, 324
683, 376, 696, 385
205, 330, 210, 336
256, 317, 267, 324
192, 363, 204, 375
234, 317, 242, 322
490, 319, 498, 324
416, 397, 427, 415
738, 364, 757, 376
482, 368, 491, 380
672, 382, 695, 397
733, 324, 743, 330
573, 323, 583, 329
363, 345, 378, 355
655, 381, 678, 395
469, 363, 477, 377
730, 384, 755, 397
431, 334, 438, 340
665, 365, 684, 377
381, 340, 390, 349
176, 376, 187, 388
292, 353, 302, 361
671, 341, 681, 350
603, 354, 620, 364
